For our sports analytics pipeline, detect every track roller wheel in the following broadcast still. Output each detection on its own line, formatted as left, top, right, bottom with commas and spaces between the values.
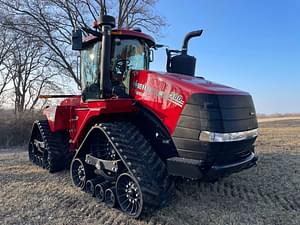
39, 158, 44, 167
28, 142, 35, 162
32, 155, 37, 164
86, 177, 104, 196
95, 181, 112, 202
37, 156, 43, 167
116, 173, 143, 218
71, 158, 90, 190
105, 188, 116, 208
42, 150, 50, 170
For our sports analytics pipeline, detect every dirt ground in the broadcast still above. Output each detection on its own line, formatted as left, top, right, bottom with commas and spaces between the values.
1, 118, 300, 225
258, 116, 300, 123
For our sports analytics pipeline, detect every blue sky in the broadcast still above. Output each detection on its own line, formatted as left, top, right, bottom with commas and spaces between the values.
150, 0, 300, 114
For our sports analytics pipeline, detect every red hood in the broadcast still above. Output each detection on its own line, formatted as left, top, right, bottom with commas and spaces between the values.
157, 71, 249, 96
130, 70, 251, 133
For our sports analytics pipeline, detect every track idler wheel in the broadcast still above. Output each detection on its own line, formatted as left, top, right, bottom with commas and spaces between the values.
95, 181, 112, 203
71, 158, 91, 190
116, 173, 143, 218
105, 188, 116, 208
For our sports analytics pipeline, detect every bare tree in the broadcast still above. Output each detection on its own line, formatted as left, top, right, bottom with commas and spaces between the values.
0, 0, 165, 87
2, 30, 61, 113
116, 0, 165, 32
0, 27, 15, 99
1, 0, 82, 86
82, 0, 165, 32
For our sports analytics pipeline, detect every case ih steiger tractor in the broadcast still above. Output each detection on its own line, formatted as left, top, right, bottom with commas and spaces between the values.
28, 15, 258, 217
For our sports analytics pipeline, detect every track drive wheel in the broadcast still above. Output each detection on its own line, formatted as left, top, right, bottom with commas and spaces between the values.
116, 173, 143, 217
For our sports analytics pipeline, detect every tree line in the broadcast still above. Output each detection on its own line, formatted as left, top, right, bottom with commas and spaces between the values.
0, 0, 165, 114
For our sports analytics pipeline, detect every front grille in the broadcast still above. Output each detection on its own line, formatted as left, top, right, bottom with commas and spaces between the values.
180, 94, 258, 132
172, 93, 258, 163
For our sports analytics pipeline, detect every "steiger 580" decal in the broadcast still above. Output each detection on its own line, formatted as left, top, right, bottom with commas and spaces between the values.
133, 81, 184, 107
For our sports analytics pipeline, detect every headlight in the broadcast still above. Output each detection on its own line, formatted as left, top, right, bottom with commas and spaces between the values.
199, 129, 258, 142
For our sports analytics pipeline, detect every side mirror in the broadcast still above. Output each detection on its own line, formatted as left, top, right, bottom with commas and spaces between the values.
72, 29, 83, 50
149, 49, 154, 62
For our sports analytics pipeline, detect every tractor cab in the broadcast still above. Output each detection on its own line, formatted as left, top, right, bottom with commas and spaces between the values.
80, 33, 152, 100
72, 16, 155, 101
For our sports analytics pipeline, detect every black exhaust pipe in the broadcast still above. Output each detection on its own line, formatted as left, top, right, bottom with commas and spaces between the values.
167, 29, 203, 76
99, 15, 115, 98
181, 30, 203, 55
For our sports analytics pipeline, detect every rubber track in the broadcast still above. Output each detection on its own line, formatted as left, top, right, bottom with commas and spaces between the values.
30, 120, 70, 173
180, 180, 300, 212
93, 122, 174, 214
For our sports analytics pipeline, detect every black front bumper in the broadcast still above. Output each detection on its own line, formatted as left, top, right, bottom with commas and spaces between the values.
167, 152, 258, 180
203, 152, 258, 180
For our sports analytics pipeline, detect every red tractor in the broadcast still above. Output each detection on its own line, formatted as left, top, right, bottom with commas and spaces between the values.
29, 15, 258, 218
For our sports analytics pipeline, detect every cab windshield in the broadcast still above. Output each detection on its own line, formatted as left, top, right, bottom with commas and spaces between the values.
112, 38, 149, 71
80, 37, 149, 100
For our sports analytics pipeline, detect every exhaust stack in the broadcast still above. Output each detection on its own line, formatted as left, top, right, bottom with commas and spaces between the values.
181, 30, 203, 55
167, 30, 203, 76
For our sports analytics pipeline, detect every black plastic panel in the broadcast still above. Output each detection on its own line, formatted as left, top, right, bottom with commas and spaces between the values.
176, 148, 211, 160
172, 127, 200, 139
167, 157, 203, 179
188, 94, 255, 108
172, 93, 258, 163
170, 54, 196, 76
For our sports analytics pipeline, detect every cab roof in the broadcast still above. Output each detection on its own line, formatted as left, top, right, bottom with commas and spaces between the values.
83, 29, 155, 48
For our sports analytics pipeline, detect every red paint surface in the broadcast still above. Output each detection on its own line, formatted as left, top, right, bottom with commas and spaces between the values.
83, 29, 155, 47
130, 70, 248, 134
44, 71, 249, 151
44, 98, 136, 150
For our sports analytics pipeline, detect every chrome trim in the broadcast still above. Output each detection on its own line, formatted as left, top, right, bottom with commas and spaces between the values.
199, 128, 258, 142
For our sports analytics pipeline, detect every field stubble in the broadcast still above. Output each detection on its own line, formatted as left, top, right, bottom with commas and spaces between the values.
0, 119, 300, 225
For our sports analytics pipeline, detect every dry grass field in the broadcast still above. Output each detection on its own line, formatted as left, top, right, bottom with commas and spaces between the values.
1, 118, 300, 225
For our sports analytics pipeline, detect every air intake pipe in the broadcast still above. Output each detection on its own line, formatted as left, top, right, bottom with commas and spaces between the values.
99, 15, 115, 98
